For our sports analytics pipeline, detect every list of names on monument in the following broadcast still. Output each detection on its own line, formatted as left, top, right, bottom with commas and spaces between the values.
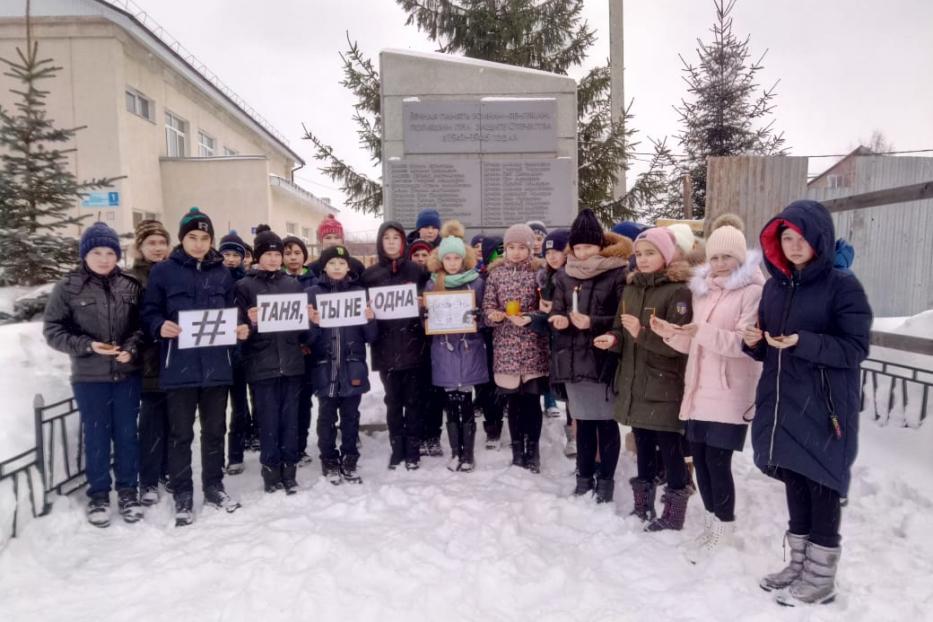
387, 160, 481, 225
482, 159, 572, 227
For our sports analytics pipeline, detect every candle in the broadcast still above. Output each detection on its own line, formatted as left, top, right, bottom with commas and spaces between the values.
506, 299, 521, 317
572, 286, 579, 315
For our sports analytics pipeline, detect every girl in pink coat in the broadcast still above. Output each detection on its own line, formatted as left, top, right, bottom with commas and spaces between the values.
650, 216, 764, 561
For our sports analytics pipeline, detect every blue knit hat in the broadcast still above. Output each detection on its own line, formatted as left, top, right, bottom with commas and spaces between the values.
218, 230, 247, 257
80, 222, 121, 261
415, 209, 441, 231
543, 229, 570, 253
611, 221, 647, 241
437, 235, 466, 259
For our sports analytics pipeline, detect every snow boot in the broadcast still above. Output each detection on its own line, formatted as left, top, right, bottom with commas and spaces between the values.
776, 541, 840, 606
405, 435, 421, 471
629, 478, 657, 522
281, 464, 298, 495
595, 478, 615, 504
510, 440, 525, 467
322, 458, 342, 485
298, 451, 314, 466
86, 495, 111, 528
484, 419, 502, 450
117, 488, 143, 523
524, 441, 541, 474
204, 486, 241, 513
388, 435, 405, 470
262, 464, 283, 493
446, 418, 462, 471
140, 485, 160, 507
461, 408, 476, 471
563, 426, 577, 457
174, 492, 194, 527
760, 532, 808, 592
573, 475, 595, 497
340, 454, 362, 484
226, 462, 245, 476
646, 486, 690, 531
683, 511, 716, 554
425, 437, 444, 457
685, 517, 736, 564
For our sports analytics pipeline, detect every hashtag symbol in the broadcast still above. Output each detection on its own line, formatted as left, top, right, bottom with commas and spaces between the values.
191, 310, 227, 346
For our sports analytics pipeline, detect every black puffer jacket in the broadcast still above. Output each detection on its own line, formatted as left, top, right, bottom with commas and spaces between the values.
43, 264, 144, 383
235, 268, 308, 383
360, 221, 429, 372
549, 232, 632, 384
126, 259, 162, 392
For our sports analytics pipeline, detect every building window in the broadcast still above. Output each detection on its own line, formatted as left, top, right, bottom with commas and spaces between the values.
198, 131, 216, 157
223, 146, 238, 156
125, 89, 153, 121
285, 222, 298, 235
132, 210, 159, 228
827, 174, 848, 189
301, 226, 311, 241
165, 111, 187, 157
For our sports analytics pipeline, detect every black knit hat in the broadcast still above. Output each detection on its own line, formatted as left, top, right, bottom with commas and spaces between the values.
569, 208, 604, 248
481, 236, 504, 265
218, 230, 247, 257
319, 244, 352, 269
178, 207, 214, 241
253, 230, 284, 261
282, 235, 309, 262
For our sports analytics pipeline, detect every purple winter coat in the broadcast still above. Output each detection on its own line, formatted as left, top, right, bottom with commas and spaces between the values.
425, 278, 489, 390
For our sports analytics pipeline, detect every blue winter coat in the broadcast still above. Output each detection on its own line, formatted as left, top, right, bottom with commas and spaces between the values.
425, 277, 488, 390
305, 275, 377, 398
141, 247, 237, 390
745, 200, 872, 495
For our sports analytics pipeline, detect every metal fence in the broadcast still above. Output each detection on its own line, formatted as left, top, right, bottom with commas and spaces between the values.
861, 358, 932, 428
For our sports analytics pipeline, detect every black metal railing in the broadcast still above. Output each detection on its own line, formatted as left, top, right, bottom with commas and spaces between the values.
861, 358, 932, 427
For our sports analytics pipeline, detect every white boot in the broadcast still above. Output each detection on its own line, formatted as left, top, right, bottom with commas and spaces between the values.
682, 511, 715, 554
685, 516, 735, 564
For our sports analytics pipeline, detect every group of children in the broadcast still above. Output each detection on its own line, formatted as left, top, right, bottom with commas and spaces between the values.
43, 199, 871, 607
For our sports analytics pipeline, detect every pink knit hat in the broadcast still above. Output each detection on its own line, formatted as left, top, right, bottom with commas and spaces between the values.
635, 228, 677, 265
705, 225, 747, 263
503, 223, 536, 251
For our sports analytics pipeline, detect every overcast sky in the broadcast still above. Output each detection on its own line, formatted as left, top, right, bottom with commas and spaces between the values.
123, 0, 933, 234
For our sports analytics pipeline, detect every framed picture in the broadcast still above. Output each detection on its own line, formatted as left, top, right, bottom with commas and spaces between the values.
424, 289, 478, 335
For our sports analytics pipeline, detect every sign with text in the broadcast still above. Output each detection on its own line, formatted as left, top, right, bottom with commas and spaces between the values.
178, 308, 238, 349
424, 290, 477, 335
368, 283, 419, 320
316, 290, 368, 328
256, 293, 309, 333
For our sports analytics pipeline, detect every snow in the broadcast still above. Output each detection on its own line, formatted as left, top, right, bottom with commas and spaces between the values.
0, 320, 931, 620
0, 286, 32, 315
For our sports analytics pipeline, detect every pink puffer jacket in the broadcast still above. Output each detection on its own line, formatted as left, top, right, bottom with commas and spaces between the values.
667, 251, 765, 425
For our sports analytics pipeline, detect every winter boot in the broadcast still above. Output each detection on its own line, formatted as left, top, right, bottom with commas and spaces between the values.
140, 485, 160, 507
281, 463, 298, 495
685, 517, 736, 564
629, 478, 657, 522
646, 486, 691, 531
683, 511, 716, 554
204, 486, 241, 513
86, 495, 111, 528
775, 542, 841, 606
388, 435, 405, 470
340, 454, 362, 484
262, 464, 283, 493
446, 418, 462, 472
524, 437, 541, 474
759, 532, 809, 592
510, 440, 525, 467
405, 435, 421, 471
426, 437, 444, 457
174, 491, 194, 527
484, 420, 502, 450
298, 451, 314, 466
563, 426, 577, 457
595, 478, 615, 504
117, 488, 144, 523
573, 475, 595, 497
322, 458, 342, 485
460, 409, 476, 472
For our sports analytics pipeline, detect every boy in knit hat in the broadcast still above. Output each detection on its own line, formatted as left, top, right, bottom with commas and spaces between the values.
527, 220, 548, 256
219, 231, 248, 275
142, 207, 250, 526
305, 245, 377, 483
408, 238, 433, 268
236, 229, 307, 494
309, 215, 365, 279
407, 208, 442, 247
128, 219, 172, 506
44, 222, 144, 527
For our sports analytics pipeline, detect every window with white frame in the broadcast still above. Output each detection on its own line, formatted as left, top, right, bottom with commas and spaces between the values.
301, 226, 311, 241
165, 111, 187, 157
125, 89, 153, 121
223, 146, 239, 156
198, 131, 216, 157
286, 222, 298, 235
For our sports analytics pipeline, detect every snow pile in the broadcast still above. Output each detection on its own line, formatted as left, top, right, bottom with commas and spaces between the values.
0, 402, 931, 620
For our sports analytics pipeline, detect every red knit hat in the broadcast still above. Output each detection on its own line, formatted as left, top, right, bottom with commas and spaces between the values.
317, 214, 344, 242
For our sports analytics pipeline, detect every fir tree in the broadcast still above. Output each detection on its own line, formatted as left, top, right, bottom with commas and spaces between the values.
305, 0, 668, 223
676, 0, 786, 218
0, 17, 120, 286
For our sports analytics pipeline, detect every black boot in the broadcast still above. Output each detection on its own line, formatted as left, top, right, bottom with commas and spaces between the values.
524, 436, 541, 474
511, 441, 525, 467
595, 478, 615, 504
281, 463, 298, 495
322, 457, 342, 485
388, 435, 405, 470
405, 434, 421, 470
340, 454, 362, 484
507, 403, 524, 467
262, 465, 282, 493
573, 475, 595, 496
460, 410, 476, 472
446, 419, 462, 471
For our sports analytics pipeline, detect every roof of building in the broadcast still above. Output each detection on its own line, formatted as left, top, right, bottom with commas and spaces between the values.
807, 146, 872, 187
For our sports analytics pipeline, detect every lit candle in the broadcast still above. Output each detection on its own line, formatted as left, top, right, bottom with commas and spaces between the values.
572, 286, 579, 315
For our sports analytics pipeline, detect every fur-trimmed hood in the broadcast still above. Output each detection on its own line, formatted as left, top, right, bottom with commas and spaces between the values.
627, 259, 692, 285
689, 249, 765, 297
486, 255, 544, 274
567, 231, 633, 260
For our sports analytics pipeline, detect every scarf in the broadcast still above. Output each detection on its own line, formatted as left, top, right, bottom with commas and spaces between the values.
432, 268, 480, 289
565, 253, 628, 280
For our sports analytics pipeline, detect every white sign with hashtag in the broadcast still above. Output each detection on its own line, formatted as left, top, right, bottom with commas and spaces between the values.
177, 308, 238, 349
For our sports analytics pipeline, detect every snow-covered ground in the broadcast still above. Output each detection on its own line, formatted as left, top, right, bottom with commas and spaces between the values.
0, 317, 931, 621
